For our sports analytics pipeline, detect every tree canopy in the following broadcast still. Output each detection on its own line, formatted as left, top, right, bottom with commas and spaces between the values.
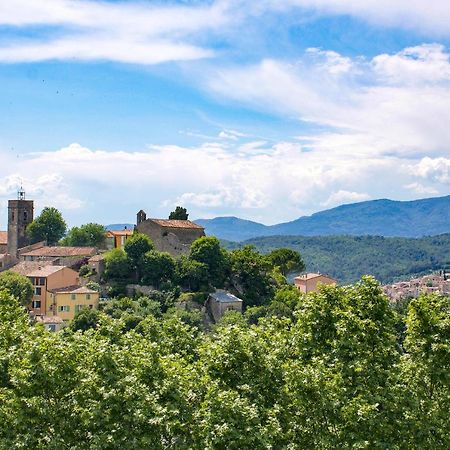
61, 223, 106, 247
0, 271, 33, 306
0, 279, 449, 448
0, 278, 449, 448
189, 236, 230, 287
26, 207, 67, 245
169, 206, 189, 220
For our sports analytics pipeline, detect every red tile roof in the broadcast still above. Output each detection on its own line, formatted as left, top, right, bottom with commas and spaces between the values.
9, 262, 67, 277
106, 229, 134, 237
20, 246, 97, 257
294, 272, 337, 282
149, 219, 204, 230
0, 231, 7, 245
49, 285, 97, 294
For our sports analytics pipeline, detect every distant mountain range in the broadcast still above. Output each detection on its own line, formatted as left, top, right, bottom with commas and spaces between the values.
196, 195, 450, 241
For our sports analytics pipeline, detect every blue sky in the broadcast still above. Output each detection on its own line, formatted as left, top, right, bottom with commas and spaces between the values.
1, 0, 450, 229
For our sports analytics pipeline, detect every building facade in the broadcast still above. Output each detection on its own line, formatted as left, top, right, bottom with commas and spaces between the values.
10, 263, 80, 316
294, 273, 338, 293
136, 210, 205, 256
48, 286, 99, 322
206, 290, 243, 323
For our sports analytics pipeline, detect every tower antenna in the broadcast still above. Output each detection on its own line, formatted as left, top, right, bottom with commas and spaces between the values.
17, 182, 25, 200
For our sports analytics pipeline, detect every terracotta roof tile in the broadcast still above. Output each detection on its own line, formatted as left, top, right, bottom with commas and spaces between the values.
294, 272, 337, 282
149, 219, 204, 230
106, 229, 134, 237
21, 246, 97, 258
9, 263, 67, 277
49, 285, 97, 294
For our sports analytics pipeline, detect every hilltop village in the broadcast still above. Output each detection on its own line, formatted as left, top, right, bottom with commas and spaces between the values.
0, 190, 447, 331
0, 190, 333, 329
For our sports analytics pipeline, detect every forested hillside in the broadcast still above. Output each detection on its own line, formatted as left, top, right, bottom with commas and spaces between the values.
223, 234, 450, 284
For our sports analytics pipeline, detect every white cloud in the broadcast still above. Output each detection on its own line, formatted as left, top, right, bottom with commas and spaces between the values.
1, 139, 447, 229
0, 0, 230, 64
3, 0, 450, 67
208, 44, 450, 160
306, 48, 353, 75
403, 182, 439, 195
412, 157, 450, 184
373, 44, 450, 84
321, 190, 370, 208
257, 0, 450, 36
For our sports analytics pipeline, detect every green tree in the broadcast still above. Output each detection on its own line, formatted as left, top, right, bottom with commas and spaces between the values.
104, 248, 132, 280
267, 248, 305, 276
26, 206, 67, 245
169, 206, 189, 220
0, 271, 33, 307
70, 308, 102, 332
189, 236, 229, 287
141, 250, 176, 288
400, 294, 450, 447
61, 223, 106, 247
176, 256, 208, 291
124, 232, 154, 278
230, 245, 275, 307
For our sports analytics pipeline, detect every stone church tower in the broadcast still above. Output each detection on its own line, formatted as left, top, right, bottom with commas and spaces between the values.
7, 187, 34, 256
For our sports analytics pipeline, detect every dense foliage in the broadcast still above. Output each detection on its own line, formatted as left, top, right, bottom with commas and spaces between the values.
169, 206, 189, 220
0, 271, 33, 306
224, 234, 450, 284
0, 279, 449, 448
26, 206, 67, 245
61, 223, 106, 247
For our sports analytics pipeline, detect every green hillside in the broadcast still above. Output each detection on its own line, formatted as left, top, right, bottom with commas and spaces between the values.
223, 234, 450, 284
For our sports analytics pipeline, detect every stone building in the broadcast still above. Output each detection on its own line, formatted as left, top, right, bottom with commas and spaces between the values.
294, 272, 337, 293
206, 289, 243, 323
7, 187, 33, 258
136, 209, 205, 256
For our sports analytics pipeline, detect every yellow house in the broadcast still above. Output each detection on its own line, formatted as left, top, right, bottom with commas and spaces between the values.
106, 229, 133, 250
9, 262, 79, 316
48, 285, 99, 322
294, 272, 337, 293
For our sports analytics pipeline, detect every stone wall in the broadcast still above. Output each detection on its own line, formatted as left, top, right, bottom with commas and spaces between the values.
136, 220, 204, 256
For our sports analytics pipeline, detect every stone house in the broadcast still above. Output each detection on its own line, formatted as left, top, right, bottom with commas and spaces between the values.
206, 289, 243, 323
294, 272, 338, 294
136, 210, 205, 256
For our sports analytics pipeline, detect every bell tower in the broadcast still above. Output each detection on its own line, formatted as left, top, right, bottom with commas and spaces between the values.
7, 187, 34, 256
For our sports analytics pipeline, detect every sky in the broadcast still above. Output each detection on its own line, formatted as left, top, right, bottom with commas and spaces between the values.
1, 0, 450, 229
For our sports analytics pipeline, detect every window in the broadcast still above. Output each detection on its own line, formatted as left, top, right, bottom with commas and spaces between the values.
71, 294, 76, 300
34, 287, 42, 296
39, 277, 45, 286
31, 300, 41, 309
75, 305, 85, 313
89, 304, 94, 309
86, 294, 91, 300
47, 324, 56, 332
59, 305, 70, 312
23, 211, 28, 221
